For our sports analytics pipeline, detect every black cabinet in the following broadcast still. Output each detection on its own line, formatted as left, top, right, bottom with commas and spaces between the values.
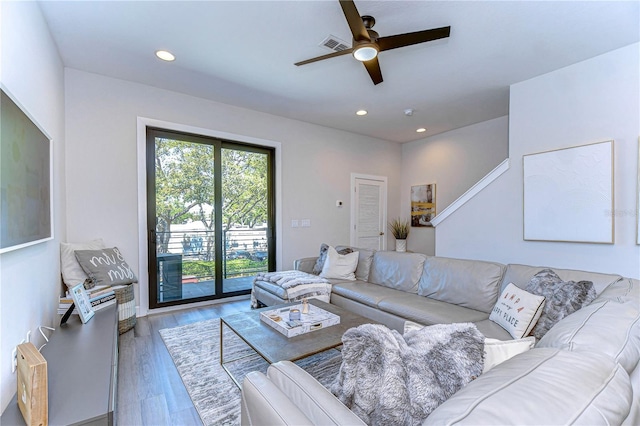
157, 253, 183, 301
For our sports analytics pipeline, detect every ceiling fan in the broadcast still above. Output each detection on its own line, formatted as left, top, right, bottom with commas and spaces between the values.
294, 0, 451, 85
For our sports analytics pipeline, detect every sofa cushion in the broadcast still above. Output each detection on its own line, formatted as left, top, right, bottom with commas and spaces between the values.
293, 256, 317, 274
525, 269, 596, 340
331, 281, 401, 308
489, 283, 546, 339
500, 263, 622, 295
537, 298, 640, 374
629, 364, 640, 425
377, 292, 489, 326
368, 251, 426, 293
425, 348, 633, 425
595, 277, 639, 302
472, 319, 514, 341
418, 257, 505, 313
335, 246, 375, 282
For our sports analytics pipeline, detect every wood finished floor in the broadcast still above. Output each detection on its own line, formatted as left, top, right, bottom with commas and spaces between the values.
117, 298, 252, 426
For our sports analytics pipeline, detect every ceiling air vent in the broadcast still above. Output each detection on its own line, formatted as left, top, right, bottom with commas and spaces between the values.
319, 35, 351, 53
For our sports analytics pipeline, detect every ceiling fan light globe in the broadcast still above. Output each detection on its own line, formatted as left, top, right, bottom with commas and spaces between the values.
353, 45, 378, 62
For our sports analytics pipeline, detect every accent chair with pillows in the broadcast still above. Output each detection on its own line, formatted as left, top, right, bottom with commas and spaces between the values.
241, 246, 640, 425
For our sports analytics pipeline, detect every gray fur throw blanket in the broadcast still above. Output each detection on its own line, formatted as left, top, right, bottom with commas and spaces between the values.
331, 323, 484, 425
525, 268, 596, 339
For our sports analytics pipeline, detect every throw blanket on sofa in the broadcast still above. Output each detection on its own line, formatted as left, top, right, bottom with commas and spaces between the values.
254, 270, 329, 289
251, 270, 331, 308
331, 323, 484, 425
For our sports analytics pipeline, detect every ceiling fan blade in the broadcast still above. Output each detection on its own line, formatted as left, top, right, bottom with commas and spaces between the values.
295, 48, 353, 66
362, 57, 383, 85
377, 26, 451, 52
339, 0, 370, 41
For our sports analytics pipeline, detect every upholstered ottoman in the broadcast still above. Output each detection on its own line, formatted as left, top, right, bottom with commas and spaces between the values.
251, 270, 331, 308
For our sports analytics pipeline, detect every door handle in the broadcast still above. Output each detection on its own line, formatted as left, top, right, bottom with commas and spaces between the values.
379, 232, 384, 236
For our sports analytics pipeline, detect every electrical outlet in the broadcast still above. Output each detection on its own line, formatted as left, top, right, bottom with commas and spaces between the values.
12, 339, 25, 373
11, 347, 17, 373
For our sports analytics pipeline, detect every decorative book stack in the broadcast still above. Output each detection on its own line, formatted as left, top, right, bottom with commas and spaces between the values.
58, 286, 116, 315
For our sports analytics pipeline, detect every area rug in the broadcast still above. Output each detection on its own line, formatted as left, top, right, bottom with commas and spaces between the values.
159, 318, 343, 425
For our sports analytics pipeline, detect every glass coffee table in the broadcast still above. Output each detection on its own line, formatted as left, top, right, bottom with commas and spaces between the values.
220, 299, 376, 387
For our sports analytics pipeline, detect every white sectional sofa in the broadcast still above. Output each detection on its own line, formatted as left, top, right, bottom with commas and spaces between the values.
243, 249, 640, 425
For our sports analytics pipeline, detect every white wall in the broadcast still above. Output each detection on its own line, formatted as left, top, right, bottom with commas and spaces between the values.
402, 117, 509, 255
437, 43, 640, 279
64, 69, 402, 316
0, 2, 66, 413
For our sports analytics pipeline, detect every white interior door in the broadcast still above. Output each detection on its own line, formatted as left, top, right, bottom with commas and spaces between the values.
351, 175, 387, 250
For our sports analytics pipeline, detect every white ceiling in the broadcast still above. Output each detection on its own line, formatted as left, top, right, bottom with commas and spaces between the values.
38, 1, 640, 143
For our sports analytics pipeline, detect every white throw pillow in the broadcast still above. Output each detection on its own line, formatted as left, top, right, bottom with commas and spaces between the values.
489, 283, 546, 339
60, 238, 106, 289
320, 246, 359, 281
404, 320, 425, 335
483, 336, 536, 373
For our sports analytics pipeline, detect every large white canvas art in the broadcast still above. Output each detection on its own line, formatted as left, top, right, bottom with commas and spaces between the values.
523, 140, 613, 244
0, 87, 53, 253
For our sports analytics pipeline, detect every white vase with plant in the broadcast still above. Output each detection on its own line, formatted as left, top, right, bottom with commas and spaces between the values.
389, 218, 410, 252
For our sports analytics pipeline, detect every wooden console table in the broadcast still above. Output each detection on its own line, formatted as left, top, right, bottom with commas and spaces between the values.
1, 304, 119, 425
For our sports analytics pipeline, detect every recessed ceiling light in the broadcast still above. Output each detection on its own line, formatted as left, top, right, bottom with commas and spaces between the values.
416, 128, 427, 133
356, 110, 368, 116
155, 50, 175, 61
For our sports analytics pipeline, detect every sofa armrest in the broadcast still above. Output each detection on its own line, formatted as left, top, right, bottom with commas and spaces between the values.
425, 348, 633, 425
294, 257, 318, 274
241, 371, 313, 426
267, 361, 366, 425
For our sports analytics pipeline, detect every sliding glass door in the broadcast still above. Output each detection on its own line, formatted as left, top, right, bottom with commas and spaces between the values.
146, 128, 274, 309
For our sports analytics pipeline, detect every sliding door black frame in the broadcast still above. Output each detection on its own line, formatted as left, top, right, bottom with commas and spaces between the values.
146, 127, 275, 309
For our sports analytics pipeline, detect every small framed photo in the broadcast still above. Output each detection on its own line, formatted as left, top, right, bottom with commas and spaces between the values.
70, 283, 95, 324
